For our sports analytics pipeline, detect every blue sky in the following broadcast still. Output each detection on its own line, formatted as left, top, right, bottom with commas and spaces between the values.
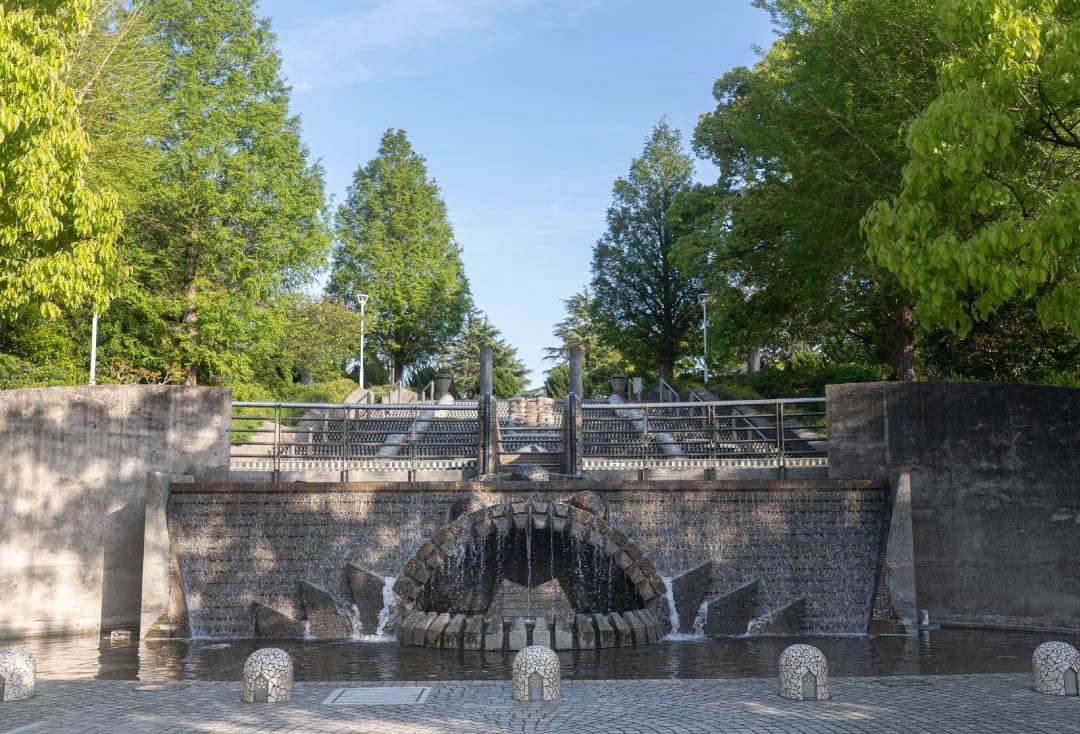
257, 0, 777, 386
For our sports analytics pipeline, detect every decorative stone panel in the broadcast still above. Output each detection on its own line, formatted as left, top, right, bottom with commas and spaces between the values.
0, 647, 35, 702
778, 644, 830, 701
243, 648, 293, 703
1032, 641, 1080, 696
512, 645, 561, 702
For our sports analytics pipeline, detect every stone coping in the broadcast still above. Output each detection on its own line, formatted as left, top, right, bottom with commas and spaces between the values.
172, 479, 887, 494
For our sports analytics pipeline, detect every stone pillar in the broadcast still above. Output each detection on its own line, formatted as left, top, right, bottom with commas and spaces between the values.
479, 346, 494, 397
568, 344, 583, 399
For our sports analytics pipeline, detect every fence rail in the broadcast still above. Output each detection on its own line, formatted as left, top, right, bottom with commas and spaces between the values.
228, 396, 828, 476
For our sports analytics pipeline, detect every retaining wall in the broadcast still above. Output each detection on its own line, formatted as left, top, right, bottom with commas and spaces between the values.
166, 480, 886, 638
828, 381, 1080, 632
0, 386, 230, 638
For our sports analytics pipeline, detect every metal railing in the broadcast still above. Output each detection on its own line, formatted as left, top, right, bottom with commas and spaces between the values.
658, 377, 680, 402
230, 400, 480, 475
579, 397, 827, 472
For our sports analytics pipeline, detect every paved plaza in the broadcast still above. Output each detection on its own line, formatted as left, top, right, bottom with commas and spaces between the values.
1, 674, 1076, 733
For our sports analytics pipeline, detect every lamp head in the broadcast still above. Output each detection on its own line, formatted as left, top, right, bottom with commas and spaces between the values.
697, 293, 713, 305
357, 293, 369, 307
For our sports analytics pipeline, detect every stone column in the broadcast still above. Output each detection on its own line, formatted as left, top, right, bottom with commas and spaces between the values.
479, 346, 493, 397
569, 344, 584, 399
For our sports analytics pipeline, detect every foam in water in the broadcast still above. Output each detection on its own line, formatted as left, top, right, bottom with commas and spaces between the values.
660, 574, 708, 642
354, 576, 397, 643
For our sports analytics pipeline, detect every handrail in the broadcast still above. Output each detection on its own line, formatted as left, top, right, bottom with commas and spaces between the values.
690, 390, 705, 402
232, 400, 476, 410
658, 377, 680, 402
420, 379, 436, 402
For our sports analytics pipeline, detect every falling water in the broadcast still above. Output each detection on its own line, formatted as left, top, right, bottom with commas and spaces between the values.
526, 505, 533, 615
369, 575, 397, 640
661, 575, 680, 636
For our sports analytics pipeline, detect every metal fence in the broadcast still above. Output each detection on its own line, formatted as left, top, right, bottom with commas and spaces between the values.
229, 400, 480, 475
229, 396, 828, 476
579, 397, 827, 471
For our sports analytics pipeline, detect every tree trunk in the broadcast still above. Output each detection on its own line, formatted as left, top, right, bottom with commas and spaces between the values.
183, 276, 198, 386
893, 304, 916, 381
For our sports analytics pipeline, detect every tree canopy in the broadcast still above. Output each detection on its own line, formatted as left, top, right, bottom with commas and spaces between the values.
590, 120, 701, 379
329, 129, 471, 382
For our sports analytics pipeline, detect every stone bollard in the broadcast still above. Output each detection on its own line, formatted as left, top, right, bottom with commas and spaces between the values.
0, 647, 36, 702
243, 648, 293, 703
512, 645, 561, 702
778, 644, 830, 701
1032, 641, 1080, 696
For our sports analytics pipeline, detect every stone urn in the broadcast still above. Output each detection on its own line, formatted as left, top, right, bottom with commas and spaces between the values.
610, 373, 628, 398
435, 372, 452, 399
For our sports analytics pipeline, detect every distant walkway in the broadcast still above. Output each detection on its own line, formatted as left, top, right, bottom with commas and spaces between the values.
1, 674, 1074, 733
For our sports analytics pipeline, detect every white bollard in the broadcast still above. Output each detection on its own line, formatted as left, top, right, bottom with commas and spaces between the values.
1032, 641, 1080, 696
0, 647, 36, 702
778, 644, 831, 701
243, 648, 293, 703
512, 645, 561, 702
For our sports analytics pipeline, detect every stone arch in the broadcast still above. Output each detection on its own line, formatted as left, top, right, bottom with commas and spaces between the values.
390, 499, 667, 648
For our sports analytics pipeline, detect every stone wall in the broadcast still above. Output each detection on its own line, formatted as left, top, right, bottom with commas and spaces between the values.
168, 480, 886, 638
828, 381, 1080, 632
0, 386, 230, 639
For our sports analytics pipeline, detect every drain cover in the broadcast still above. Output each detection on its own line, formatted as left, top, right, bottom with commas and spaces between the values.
878, 678, 931, 687
323, 687, 431, 705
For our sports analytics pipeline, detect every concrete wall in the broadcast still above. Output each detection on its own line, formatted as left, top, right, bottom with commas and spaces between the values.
828, 381, 1080, 632
0, 386, 230, 639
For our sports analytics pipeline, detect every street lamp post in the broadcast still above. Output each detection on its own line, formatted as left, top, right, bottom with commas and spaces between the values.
89, 312, 98, 385
697, 293, 713, 384
357, 294, 369, 389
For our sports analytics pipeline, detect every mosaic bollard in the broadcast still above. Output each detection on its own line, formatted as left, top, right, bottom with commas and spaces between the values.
0, 647, 36, 702
1032, 641, 1080, 696
512, 645, 561, 702
778, 644, 830, 701
243, 648, 293, 703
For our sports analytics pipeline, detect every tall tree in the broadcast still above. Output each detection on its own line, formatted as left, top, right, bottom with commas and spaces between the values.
675, 0, 945, 380
115, 0, 330, 385
329, 129, 471, 382
590, 120, 700, 380
865, 0, 1080, 338
0, 0, 122, 321
442, 307, 528, 398
544, 289, 625, 397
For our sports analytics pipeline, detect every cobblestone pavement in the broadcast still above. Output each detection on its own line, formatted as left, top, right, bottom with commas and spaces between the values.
0, 674, 1076, 733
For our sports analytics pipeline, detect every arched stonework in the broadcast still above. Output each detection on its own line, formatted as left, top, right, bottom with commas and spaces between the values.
390, 499, 667, 649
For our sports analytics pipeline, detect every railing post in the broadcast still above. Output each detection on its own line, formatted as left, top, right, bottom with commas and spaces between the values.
777, 401, 786, 480
562, 392, 581, 476
273, 403, 281, 481
479, 393, 496, 476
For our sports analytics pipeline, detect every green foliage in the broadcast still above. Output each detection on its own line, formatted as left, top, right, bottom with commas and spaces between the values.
543, 363, 570, 399
864, 0, 1080, 338
746, 351, 889, 398
269, 296, 363, 383
590, 119, 701, 379
677, 0, 946, 379
0, 353, 79, 389
705, 379, 762, 402
441, 307, 528, 398
544, 288, 624, 398
329, 129, 471, 382
0, 0, 123, 320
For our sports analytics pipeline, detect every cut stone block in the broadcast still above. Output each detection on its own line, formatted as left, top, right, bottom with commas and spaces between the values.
532, 616, 551, 647
484, 617, 505, 651
508, 617, 529, 651
703, 580, 760, 636
575, 614, 596, 650
253, 603, 304, 639
670, 562, 714, 634
299, 581, 352, 639
463, 615, 485, 650
426, 612, 452, 647
553, 616, 574, 650
749, 598, 807, 635
412, 612, 438, 646
345, 563, 385, 635
397, 610, 422, 644
608, 612, 632, 645
621, 611, 647, 645
442, 614, 467, 649
594, 613, 616, 648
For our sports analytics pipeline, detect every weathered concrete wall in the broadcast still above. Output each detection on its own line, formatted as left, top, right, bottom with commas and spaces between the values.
168, 480, 886, 638
0, 386, 230, 639
828, 381, 1080, 632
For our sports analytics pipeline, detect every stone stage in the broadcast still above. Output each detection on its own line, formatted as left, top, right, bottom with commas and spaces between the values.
0, 674, 1074, 734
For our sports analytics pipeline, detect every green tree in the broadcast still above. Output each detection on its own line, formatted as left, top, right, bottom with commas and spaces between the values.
0, 0, 122, 321
268, 296, 364, 383
676, 0, 945, 380
865, 0, 1080, 338
329, 129, 471, 382
544, 289, 623, 397
442, 308, 528, 398
111, 0, 330, 385
590, 120, 700, 380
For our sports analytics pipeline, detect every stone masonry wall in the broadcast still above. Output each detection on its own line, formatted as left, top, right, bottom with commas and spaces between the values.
0, 386, 230, 639
169, 480, 886, 638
